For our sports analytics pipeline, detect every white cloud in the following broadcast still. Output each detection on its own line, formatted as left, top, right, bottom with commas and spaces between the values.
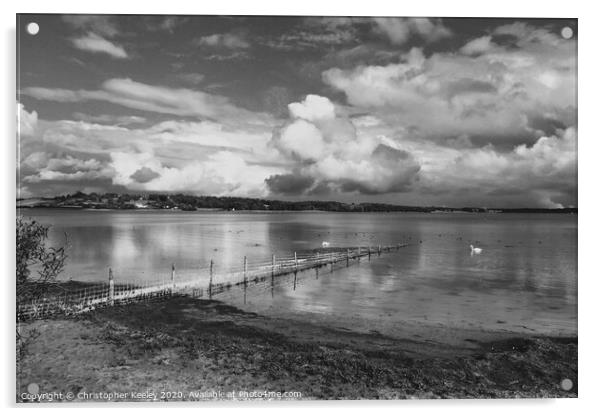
146, 120, 272, 155
22, 154, 113, 184
22, 78, 271, 127
288, 94, 336, 121
276, 120, 325, 162
418, 127, 577, 208
22, 151, 47, 169
197, 33, 250, 49
460, 35, 494, 55
110, 150, 277, 197
19, 112, 281, 198
270, 95, 421, 195
71, 33, 128, 59
71, 113, 147, 126
322, 24, 576, 145
17, 103, 38, 137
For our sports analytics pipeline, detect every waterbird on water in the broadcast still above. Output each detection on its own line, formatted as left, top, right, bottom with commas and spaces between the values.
470, 244, 483, 255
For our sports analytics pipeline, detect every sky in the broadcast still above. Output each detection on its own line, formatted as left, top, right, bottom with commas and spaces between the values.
17, 15, 577, 208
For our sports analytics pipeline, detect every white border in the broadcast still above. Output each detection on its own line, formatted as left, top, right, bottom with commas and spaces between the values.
2, 1, 600, 415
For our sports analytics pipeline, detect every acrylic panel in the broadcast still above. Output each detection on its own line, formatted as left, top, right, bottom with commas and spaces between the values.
16, 14, 577, 402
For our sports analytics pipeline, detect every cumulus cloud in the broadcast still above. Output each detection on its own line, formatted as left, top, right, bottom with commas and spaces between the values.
288, 94, 336, 121
322, 22, 576, 148
18, 112, 280, 198
308, 144, 421, 195
71, 33, 129, 59
418, 127, 577, 208
372, 17, 452, 45
268, 94, 421, 196
22, 154, 112, 184
275, 120, 325, 162
110, 150, 277, 196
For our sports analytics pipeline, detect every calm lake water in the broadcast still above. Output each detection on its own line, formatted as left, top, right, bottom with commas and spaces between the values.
20, 209, 577, 337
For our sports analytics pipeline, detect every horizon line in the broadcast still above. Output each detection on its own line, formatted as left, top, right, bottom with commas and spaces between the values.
16, 191, 578, 211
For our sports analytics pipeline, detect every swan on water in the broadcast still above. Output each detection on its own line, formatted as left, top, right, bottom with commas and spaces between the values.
470, 244, 483, 255
322, 241, 331, 248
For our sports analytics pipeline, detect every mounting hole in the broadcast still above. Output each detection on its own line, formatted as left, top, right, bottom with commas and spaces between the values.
561, 26, 573, 40
560, 378, 573, 391
27, 382, 40, 394
26, 22, 39, 36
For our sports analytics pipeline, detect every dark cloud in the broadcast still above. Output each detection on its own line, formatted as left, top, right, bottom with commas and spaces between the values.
527, 114, 567, 136
372, 144, 412, 162
265, 173, 315, 195
130, 167, 160, 183
306, 181, 333, 196
445, 78, 497, 98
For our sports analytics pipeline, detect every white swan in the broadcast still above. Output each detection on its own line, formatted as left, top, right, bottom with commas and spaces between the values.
470, 244, 483, 255
321, 241, 331, 248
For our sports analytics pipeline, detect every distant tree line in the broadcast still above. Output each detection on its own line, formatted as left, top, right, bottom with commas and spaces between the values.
17, 191, 578, 214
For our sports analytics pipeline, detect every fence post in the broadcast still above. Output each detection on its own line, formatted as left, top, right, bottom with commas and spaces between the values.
368, 246, 371, 261
378, 245, 381, 257
330, 252, 334, 272
294, 252, 298, 271
108, 267, 114, 306
271, 254, 275, 295
243, 255, 248, 285
171, 263, 176, 293
272, 254, 276, 277
358, 247, 361, 262
209, 259, 214, 299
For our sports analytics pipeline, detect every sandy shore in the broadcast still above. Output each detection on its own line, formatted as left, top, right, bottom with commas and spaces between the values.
17, 296, 577, 401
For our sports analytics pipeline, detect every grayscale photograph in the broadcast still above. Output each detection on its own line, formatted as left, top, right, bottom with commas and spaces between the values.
16, 14, 577, 401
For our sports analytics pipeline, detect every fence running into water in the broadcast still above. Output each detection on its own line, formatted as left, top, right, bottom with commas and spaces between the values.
17, 244, 406, 320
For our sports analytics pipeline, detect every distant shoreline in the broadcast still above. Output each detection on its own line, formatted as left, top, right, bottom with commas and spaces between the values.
16, 205, 578, 214
16, 193, 577, 215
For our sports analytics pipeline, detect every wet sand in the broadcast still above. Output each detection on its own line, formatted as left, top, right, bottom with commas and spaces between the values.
17, 296, 577, 401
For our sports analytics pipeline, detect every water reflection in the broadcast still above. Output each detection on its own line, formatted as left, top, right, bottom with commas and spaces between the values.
22, 209, 577, 336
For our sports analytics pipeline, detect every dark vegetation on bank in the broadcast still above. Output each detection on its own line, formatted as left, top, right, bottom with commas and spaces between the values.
17, 191, 578, 214
18, 296, 577, 401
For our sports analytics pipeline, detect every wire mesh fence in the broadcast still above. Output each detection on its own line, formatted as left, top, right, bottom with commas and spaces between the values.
17, 244, 405, 321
